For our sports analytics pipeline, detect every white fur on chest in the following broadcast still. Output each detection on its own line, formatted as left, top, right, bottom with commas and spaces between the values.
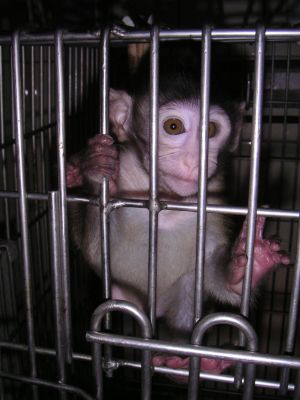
109, 147, 229, 299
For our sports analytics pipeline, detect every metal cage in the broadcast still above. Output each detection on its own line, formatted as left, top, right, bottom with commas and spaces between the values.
0, 26, 300, 399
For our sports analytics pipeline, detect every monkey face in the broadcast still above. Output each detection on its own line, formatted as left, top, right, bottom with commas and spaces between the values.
109, 89, 240, 198
156, 101, 232, 197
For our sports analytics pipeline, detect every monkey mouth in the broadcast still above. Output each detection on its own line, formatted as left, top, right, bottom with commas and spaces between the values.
163, 173, 199, 197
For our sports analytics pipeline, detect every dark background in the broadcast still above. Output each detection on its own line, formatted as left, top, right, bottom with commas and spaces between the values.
0, 0, 300, 31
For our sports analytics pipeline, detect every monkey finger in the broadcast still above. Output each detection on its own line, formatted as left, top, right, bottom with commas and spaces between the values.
66, 164, 83, 187
81, 155, 118, 172
272, 251, 291, 266
228, 255, 247, 285
269, 240, 281, 252
85, 145, 118, 160
233, 238, 246, 254
82, 166, 116, 181
165, 356, 189, 369
239, 215, 266, 242
255, 216, 266, 241
87, 134, 114, 146
280, 254, 291, 265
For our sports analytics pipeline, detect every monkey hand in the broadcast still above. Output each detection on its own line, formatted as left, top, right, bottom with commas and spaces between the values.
152, 355, 232, 383
228, 216, 290, 295
66, 134, 119, 195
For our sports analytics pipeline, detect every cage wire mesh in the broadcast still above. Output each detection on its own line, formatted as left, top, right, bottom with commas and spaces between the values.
0, 27, 300, 400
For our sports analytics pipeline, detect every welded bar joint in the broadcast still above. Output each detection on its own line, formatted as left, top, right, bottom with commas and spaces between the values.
89, 300, 152, 400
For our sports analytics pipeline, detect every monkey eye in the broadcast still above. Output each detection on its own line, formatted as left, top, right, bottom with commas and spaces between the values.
208, 121, 217, 138
163, 118, 185, 135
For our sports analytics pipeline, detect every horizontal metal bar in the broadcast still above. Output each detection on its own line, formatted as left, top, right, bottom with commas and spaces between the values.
149, 364, 296, 391
0, 341, 91, 361
0, 342, 296, 391
0, 371, 94, 400
0, 191, 95, 204
111, 27, 300, 42
86, 331, 300, 370
0, 191, 299, 219
0, 28, 299, 45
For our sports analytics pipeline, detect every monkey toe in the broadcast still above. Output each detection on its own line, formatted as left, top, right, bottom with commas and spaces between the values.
201, 358, 232, 374
152, 355, 232, 384
152, 355, 189, 369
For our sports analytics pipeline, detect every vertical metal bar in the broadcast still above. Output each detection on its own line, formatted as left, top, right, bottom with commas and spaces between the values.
148, 25, 159, 332
55, 29, 73, 364
47, 45, 51, 140
262, 42, 276, 393
99, 26, 111, 299
275, 44, 292, 376
240, 24, 265, 315
31, 46, 35, 132
68, 47, 72, 117
38, 44, 50, 345
280, 221, 300, 394
98, 27, 113, 377
48, 191, 67, 399
11, 31, 38, 399
0, 46, 10, 238
74, 47, 78, 115
21, 46, 26, 128
194, 25, 211, 324
235, 24, 265, 390
80, 47, 84, 138
85, 47, 90, 131
279, 43, 295, 396
39, 45, 46, 189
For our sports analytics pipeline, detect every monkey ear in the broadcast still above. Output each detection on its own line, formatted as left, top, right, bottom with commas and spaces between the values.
109, 89, 133, 142
228, 101, 246, 152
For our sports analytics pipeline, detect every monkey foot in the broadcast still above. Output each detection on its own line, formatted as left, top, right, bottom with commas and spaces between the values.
229, 216, 290, 295
152, 355, 232, 383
